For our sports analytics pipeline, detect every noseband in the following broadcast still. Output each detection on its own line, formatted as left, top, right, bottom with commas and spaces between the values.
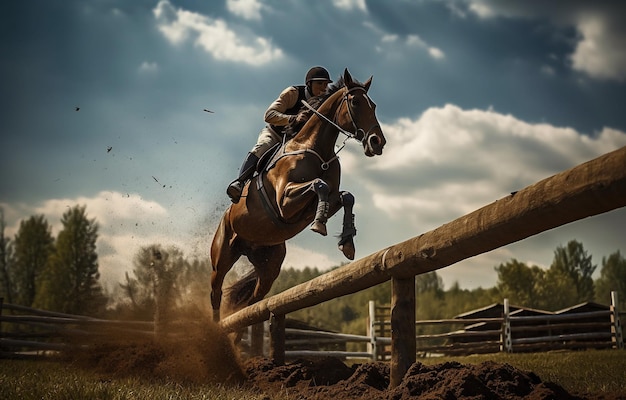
341, 87, 380, 143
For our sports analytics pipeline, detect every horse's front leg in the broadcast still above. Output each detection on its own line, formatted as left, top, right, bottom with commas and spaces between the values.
309, 179, 330, 236
337, 191, 356, 260
281, 178, 330, 236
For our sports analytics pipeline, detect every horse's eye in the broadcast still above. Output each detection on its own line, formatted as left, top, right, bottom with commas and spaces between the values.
351, 98, 359, 108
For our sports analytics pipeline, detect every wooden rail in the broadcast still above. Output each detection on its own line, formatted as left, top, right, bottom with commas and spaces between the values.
220, 145, 626, 387
238, 294, 622, 362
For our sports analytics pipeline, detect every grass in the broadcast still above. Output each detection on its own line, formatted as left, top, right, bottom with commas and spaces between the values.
1, 349, 624, 399
0, 359, 275, 400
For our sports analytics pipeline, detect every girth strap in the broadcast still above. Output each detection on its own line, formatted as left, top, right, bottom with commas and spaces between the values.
255, 175, 288, 226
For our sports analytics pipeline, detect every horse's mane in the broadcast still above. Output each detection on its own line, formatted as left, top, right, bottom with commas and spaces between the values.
283, 74, 365, 137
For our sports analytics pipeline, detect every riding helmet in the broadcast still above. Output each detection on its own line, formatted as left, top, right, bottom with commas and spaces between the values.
305, 66, 332, 84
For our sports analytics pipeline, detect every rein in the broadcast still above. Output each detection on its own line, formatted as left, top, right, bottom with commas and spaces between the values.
294, 86, 377, 168
301, 86, 372, 142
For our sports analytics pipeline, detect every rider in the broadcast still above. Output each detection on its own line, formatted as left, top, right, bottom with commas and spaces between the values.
226, 66, 333, 203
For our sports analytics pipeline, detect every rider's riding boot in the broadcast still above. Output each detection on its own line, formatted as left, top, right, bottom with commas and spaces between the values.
227, 152, 259, 203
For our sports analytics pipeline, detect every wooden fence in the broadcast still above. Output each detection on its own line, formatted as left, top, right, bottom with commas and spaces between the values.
237, 293, 623, 361
0, 300, 154, 359
370, 293, 624, 359
220, 145, 626, 388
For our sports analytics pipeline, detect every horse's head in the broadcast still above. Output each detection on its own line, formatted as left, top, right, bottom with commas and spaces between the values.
339, 69, 386, 157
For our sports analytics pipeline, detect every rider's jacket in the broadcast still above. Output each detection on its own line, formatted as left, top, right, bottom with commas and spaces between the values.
265, 85, 309, 136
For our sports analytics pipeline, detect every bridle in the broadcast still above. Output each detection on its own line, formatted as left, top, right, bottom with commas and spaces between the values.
301, 86, 380, 147
279, 86, 380, 171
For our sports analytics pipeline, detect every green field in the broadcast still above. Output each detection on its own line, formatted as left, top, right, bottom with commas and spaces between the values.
1, 350, 624, 399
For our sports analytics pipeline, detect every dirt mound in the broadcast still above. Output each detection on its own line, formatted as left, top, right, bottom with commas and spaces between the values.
244, 357, 583, 400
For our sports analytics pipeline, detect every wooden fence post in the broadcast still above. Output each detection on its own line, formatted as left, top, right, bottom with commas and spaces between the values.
610, 291, 624, 350
151, 250, 175, 341
250, 322, 265, 356
501, 298, 512, 353
269, 313, 286, 365
389, 276, 415, 389
367, 300, 378, 360
0, 297, 3, 339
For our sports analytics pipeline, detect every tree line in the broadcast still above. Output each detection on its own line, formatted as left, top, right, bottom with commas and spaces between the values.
0, 206, 105, 315
1, 206, 625, 334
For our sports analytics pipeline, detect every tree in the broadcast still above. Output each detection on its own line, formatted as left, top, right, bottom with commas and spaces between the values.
415, 271, 444, 298
536, 268, 578, 311
495, 259, 545, 308
595, 250, 626, 309
0, 208, 15, 303
551, 240, 596, 303
13, 214, 54, 306
33, 205, 104, 315
116, 245, 210, 320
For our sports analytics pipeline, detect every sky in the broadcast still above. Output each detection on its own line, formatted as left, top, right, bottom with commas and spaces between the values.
2, 0, 626, 295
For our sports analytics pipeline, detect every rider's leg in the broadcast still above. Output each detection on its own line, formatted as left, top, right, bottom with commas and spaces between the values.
226, 152, 259, 203
226, 128, 279, 203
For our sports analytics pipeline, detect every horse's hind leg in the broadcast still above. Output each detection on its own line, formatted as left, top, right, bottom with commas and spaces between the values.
247, 243, 286, 305
338, 191, 356, 260
210, 217, 241, 322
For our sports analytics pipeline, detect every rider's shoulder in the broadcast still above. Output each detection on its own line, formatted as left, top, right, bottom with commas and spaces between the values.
279, 85, 302, 95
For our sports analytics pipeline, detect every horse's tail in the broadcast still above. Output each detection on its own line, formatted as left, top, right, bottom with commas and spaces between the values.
222, 270, 258, 317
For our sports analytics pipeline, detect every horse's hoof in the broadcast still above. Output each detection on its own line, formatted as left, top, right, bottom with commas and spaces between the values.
339, 241, 355, 260
311, 221, 328, 236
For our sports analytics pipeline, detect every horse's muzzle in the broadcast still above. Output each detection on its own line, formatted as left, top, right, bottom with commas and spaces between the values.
365, 133, 385, 156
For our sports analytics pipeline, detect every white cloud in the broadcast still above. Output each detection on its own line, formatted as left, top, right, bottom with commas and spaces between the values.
570, 15, 626, 82
382, 34, 398, 43
464, 1, 626, 82
226, 0, 263, 21
353, 104, 626, 229
372, 33, 446, 60
406, 34, 446, 60
283, 243, 337, 271
428, 47, 446, 60
138, 61, 158, 73
153, 0, 283, 65
332, 0, 367, 12
467, 2, 496, 19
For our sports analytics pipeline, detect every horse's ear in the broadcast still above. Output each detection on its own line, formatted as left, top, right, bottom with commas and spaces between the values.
343, 68, 353, 86
363, 76, 373, 92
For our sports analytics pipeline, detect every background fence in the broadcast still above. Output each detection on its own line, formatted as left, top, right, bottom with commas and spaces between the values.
0, 298, 154, 359
2, 291, 622, 361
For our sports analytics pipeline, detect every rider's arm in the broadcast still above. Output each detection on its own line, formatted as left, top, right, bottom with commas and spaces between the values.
264, 86, 299, 126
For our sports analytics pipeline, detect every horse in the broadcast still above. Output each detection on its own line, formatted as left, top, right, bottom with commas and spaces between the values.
210, 68, 386, 322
